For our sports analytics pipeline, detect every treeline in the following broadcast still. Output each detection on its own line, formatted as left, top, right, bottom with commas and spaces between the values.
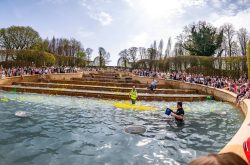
0, 25, 110, 67
174, 21, 249, 57
118, 21, 249, 78
45, 37, 83, 57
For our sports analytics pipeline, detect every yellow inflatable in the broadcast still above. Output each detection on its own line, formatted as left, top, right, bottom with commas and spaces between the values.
114, 102, 157, 111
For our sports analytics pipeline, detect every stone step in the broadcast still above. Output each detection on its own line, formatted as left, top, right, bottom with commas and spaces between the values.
88, 75, 120, 79
0, 85, 207, 102
90, 73, 120, 78
72, 78, 139, 83
13, 82, 197, 94
41, 80, 170, 88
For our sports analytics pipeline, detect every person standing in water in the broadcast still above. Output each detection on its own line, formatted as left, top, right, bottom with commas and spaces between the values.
129, 86, 138, 104
171, 102, 185, 122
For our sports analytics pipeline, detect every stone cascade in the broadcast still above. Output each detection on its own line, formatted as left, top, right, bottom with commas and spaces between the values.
0, 71, 208, 101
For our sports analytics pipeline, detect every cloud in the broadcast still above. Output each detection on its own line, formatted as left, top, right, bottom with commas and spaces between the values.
90, 11, 113, 26
121, 0, 207, 48
39, 0, 68, 5
124, 0, 134, 7
238, 0, 249, 5
77, 28, 94, 38
128, 32, 150, 47
79, 0, 91, 9
124, 0, 207, 19
212, 8, 250, 30
211, 0, 223, 8
79, 0, 113, 26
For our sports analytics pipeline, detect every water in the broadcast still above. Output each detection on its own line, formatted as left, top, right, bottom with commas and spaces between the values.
0, 91, 244, 165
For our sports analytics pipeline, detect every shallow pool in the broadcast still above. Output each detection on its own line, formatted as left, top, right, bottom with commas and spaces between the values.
0, 91, 244, 165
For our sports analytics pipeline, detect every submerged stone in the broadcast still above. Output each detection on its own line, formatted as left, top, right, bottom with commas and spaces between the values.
124, 125, 147, 134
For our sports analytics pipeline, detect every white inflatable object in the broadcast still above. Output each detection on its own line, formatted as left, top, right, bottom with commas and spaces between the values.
15, 111, 31, 118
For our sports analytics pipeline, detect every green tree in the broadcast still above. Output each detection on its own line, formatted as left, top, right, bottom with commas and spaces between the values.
0, 26, 41, 50
184, 21, 223, 56
0, 26, 41, 61
77, 51, 86, 58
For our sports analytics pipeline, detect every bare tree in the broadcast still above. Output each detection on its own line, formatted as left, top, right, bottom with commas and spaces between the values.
173, 42, 184, 57
105, 52, 111, 65
147, 47, 157, 71
165, 37, 172, 58
49, 36, 56, 53
98, 47, 110, 67
174, 32, 188, 57
118, 49, 130, 68
158, 39, 164, 60
222, 23, 235, 57
85, 48, 93, 66
47, 37, 83, 58
153, 40, 157, 51
237, 28, 249, 56
138, 47, 146, 60
231, 41, 240, 56
128, 47, 138, 68
98, 47, 106, 67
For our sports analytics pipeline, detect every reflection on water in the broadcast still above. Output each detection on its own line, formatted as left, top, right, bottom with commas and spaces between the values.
0, 91, 244, 165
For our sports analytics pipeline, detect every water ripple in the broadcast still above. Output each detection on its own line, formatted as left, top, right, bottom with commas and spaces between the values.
0, 91, 244, 165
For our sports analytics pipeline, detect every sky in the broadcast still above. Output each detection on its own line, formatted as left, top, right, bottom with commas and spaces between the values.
0, 0, 250, 65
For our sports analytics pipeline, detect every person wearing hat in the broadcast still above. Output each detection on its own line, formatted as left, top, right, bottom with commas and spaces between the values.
129, 86, 138, 104
170, 102, 185, 122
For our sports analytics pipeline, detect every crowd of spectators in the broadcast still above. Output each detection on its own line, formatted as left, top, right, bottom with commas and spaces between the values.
0, 66, 79, 79
83, 67, 130, 72
133, 69, 167, 79
1, 66, 250, 102
133, 69, 250, 103
0, 66, 131, 79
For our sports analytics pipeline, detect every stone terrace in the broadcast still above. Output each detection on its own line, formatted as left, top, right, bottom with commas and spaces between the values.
0, 71, 208, 101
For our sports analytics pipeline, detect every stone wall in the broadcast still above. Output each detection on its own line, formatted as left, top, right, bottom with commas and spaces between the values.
0, 73, 83, 85
0, 75, 40, 85
45, 73, 82, 80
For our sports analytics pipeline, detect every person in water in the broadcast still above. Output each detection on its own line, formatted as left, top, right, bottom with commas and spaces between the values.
129, 86, 138, 104
170, 102, 184, 122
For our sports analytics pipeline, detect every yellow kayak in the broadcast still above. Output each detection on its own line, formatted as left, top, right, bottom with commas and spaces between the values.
113, 102, 157, 111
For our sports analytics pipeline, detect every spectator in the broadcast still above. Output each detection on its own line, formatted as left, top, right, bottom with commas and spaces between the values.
148, 78, 158, 91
